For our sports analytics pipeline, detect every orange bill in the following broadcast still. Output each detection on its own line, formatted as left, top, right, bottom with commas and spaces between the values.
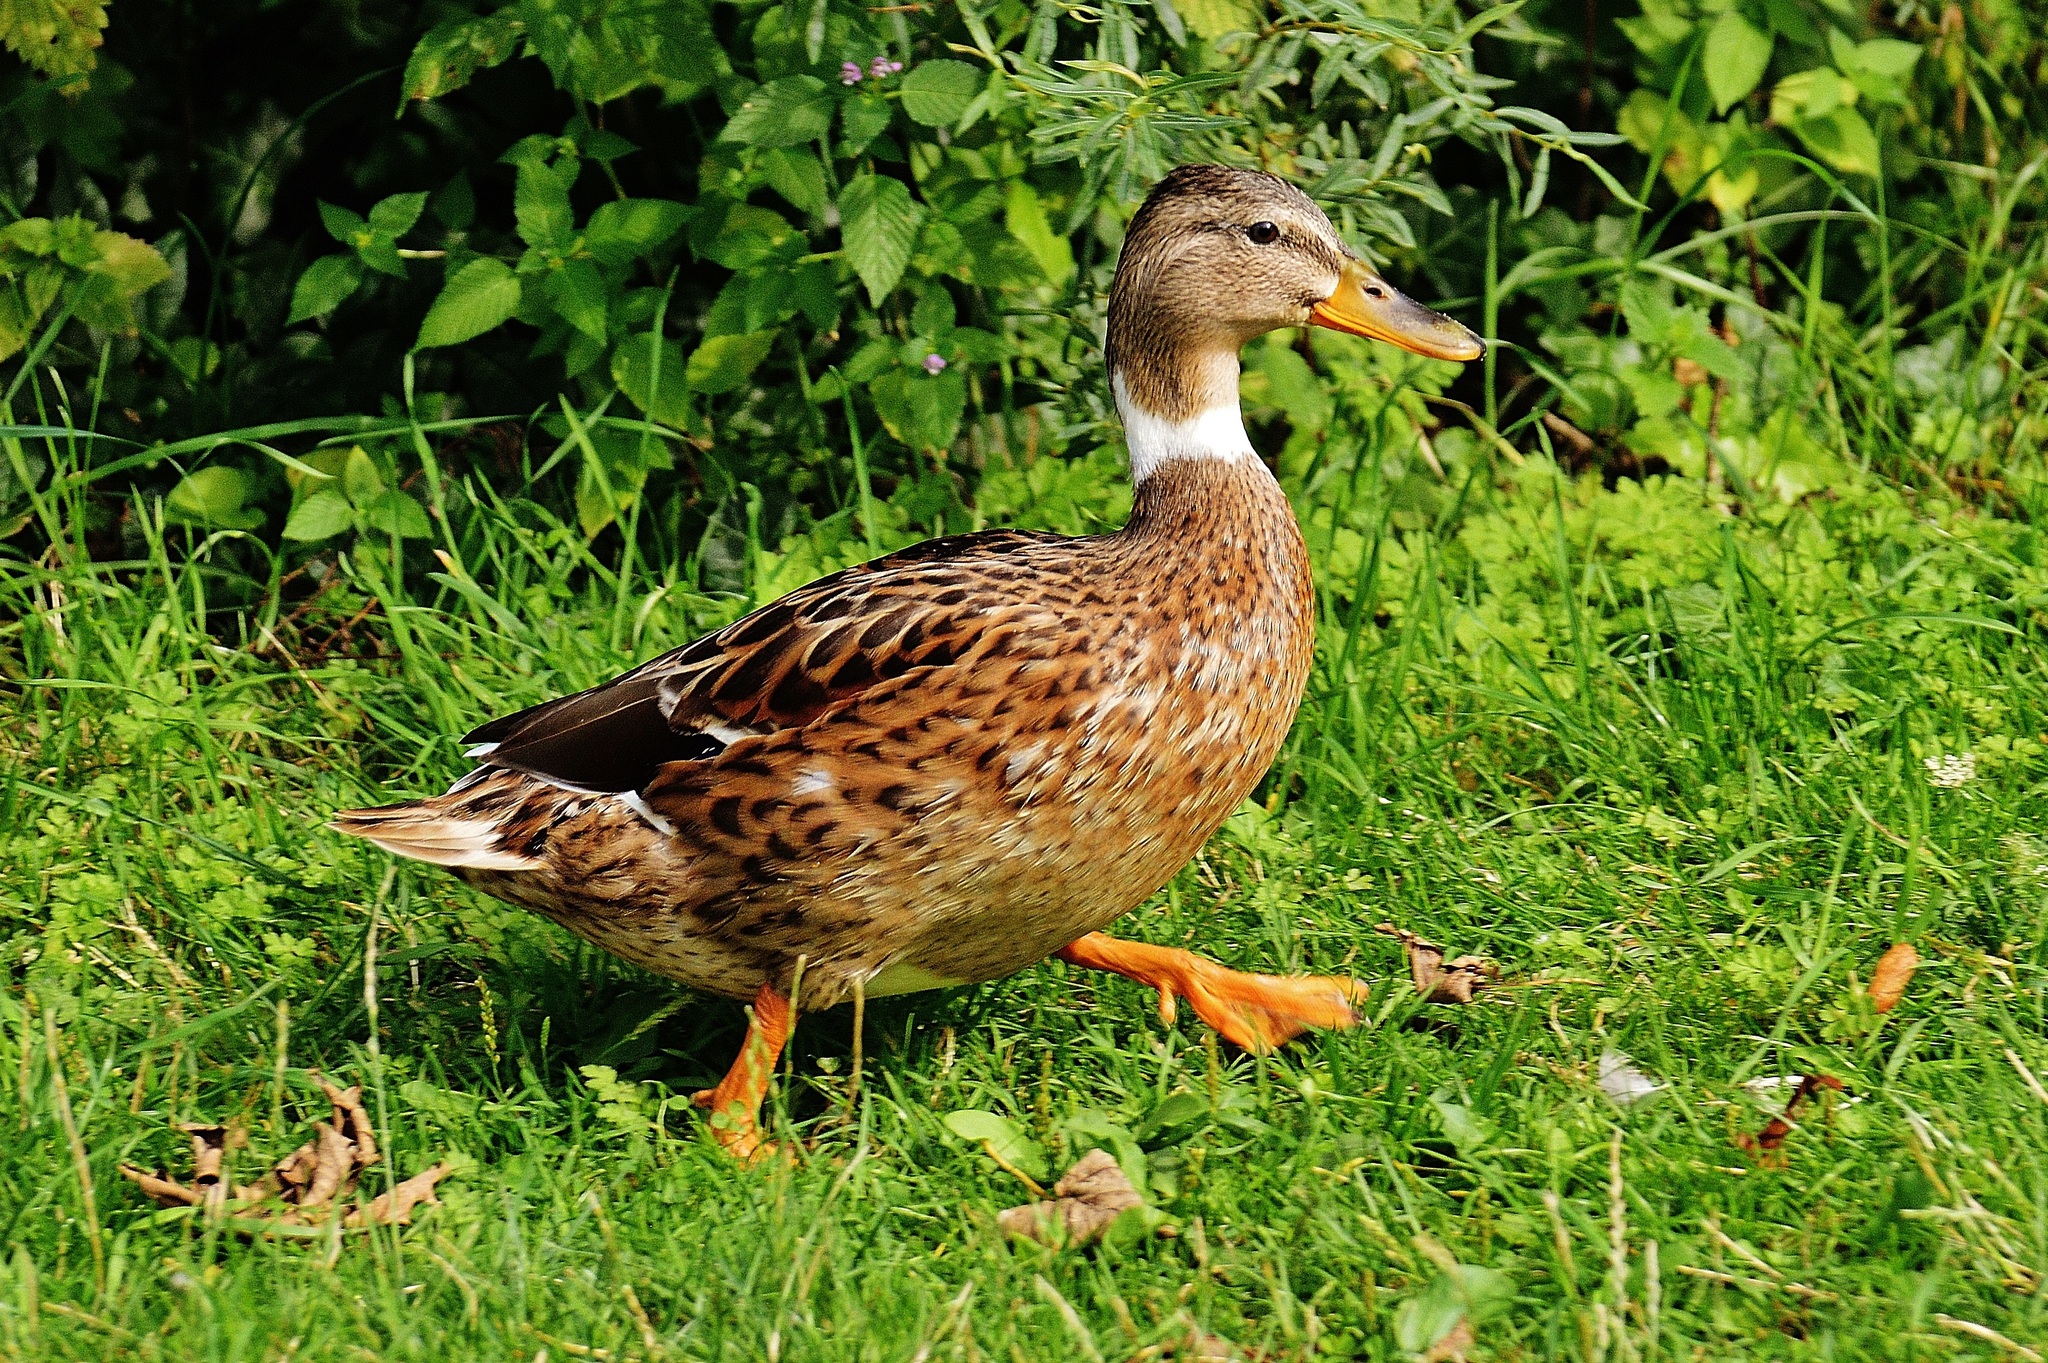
1310, 259, 1484, 361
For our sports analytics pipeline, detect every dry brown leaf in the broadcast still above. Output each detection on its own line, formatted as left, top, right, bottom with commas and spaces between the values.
347, 1162, 450, 1227
177, 1123, 232, 1209
998, 1148, 1142, 1247
315, 1073, 379, 1168
1376, 924, 1500, 1004
1870, 943, 1919, 1014
116, 1164, 200, 1205
118, 1074, 451, 1235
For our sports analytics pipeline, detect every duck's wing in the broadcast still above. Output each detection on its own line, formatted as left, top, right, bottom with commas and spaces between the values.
456, 529, 1068, 799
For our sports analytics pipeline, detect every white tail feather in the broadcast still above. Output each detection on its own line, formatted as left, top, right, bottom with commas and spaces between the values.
330, 806, 539, 871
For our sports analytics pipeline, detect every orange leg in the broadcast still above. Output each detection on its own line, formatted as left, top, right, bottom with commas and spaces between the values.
691, 981, 791, 1160
1056, 933, 1368, 1053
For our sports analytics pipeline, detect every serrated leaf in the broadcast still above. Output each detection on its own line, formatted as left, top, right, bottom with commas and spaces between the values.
87, 232, 172, 296
758, 147, 829, 216
721, 75, 835, 148
870, 366, 965, 452
281, 489, 353, 542
838, 91, 893, 155
838, 174, 925, 305
402, 11, 523, 103
416, 257, 521, 349
318, 202, 366, 246
685, 330, 776, 394
612, 336, 692, 426
584, 199, 690, 268
0, 0, 108, 85
546, 259, 608, 341
367, 192, 429, 241
899, 60, 982, 127
1704, 11, 1773, 114
515, 157, 579, 251
287, 255, 363, 324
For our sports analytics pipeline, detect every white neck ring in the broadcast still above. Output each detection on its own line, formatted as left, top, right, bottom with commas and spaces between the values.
1112, 371, 1254, 485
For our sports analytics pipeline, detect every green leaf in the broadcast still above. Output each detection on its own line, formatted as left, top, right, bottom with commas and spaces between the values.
757, 147, 829, 216
1136, 1091, 1210, 1140
1792, 105, 1881, 175
1770, 67, 1857, 123
546, 259, 609, 341
281, 489, 353, 541
942, 1110, 1048, 1182
697, 203, 800, 271
1003, 182, 1073, 287
899, 60, 982, 127
515, 156, 579, 251
87, 231, 172, 296
367, 192, 429, 241
416, 257, 521, 349
721, 75, 835, 148
165, 466, 262, 530
838, 91, 893, 156
838, 173, 925, 305
362, 489, 434, 539
318, 202, 366, 246
341, 445, 385, 505
1429, 1090, 1496, 1154
910, 284, 955, 340
584, 199, 690, 268
870, 366, 965, 452
1704, 11, 1773, 114
1851, 37, 1922, 79
402, 12, 524, 103
287, 255, 363, 324
0, 0, 108, 85
611, 336, 693, 426
1174, 0, 1260, 41
685, 331, 776, 394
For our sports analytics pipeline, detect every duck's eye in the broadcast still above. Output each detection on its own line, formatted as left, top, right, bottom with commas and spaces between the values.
1247, 221, 1279, 245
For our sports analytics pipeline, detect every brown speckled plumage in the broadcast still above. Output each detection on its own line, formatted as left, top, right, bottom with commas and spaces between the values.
333, 165, 1483, 1157
342, 456, 1311, 1011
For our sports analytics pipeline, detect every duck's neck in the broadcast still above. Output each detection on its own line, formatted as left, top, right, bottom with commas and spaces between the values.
1111, 351, 1256, 487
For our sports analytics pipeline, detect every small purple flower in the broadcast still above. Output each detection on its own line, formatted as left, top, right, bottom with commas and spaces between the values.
922, 353, 948, 375
870, 55, 903, 79
840, 60, 863, 85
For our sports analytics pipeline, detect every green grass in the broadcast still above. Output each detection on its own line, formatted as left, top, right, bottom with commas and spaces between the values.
6, 377, 2048, 1362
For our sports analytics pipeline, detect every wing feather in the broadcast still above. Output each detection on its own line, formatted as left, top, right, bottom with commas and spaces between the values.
455, 529, 1067, 795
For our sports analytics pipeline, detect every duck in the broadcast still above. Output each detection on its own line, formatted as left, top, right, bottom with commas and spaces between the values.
333, 164, 1484, 1159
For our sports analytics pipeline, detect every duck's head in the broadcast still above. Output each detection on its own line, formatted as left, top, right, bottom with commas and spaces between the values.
1106, 164, 1483, 481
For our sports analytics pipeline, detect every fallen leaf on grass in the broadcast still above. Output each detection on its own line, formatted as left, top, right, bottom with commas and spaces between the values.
120, 1071, 452, 1232
1870, 943, 1918, 1014
998, 1148, 1142, 1247
1376, 924, 1500, 1003
1735, 1074, 1844, 1158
